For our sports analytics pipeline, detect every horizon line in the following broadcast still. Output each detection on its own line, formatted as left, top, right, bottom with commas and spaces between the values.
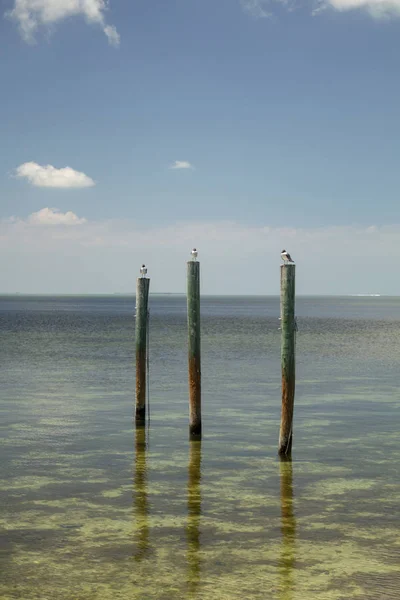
0, 293, 394, 298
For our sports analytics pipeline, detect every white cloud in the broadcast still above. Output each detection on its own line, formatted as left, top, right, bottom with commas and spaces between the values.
241, 0, 271, 19
15, 162, 95, 188
319, 0, 400, 17
6, 0, 120, 46
103, 23, 120, 46
242, 0, 400, 18
241, 0, 274, 17
170, 161, 194, 170
241, 0, 294, 17
28, 207, 86, 225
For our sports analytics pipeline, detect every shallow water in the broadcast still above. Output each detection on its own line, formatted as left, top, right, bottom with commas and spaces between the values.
1, 295, 399, 599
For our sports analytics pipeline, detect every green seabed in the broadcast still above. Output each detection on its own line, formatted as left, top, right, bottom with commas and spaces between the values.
2, 295, 400, 599
1, 390, 400, 600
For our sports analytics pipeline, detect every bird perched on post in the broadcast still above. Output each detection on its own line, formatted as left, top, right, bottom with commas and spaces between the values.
281, 250, 294, 264
140, 264, 147, 278
191, 248, 198, 261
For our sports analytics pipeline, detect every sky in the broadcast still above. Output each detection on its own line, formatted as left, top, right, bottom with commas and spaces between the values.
1, 0, 400, 294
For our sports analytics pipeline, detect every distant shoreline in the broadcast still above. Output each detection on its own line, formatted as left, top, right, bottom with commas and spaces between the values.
0, 293, 395, 298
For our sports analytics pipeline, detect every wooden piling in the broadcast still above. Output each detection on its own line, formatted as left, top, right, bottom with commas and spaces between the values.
187, 260, 201, 438
278, 264, 296, 455
135, 276, 150, 426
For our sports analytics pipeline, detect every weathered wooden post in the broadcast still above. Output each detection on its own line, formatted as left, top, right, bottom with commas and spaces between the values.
278, 263, 296, 455
187, 254, 201, 439
135, 265, 150, 426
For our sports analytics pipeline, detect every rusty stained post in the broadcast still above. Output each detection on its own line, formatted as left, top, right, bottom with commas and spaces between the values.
278, 264, 296, 455
135, 274, 150, 426
187, 259, 201, 439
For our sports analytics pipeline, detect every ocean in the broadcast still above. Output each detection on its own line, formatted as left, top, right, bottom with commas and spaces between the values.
1, 295, 399, 599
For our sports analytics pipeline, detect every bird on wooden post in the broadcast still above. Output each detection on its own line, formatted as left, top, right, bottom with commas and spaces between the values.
281, 250, 294, 264
187, 249, 201, 438
136, 265, 150, 426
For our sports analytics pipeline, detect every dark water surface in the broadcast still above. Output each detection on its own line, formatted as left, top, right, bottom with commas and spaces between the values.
1, 295, 399, 599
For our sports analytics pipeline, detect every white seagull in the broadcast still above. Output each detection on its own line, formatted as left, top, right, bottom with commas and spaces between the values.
281, 249, 294, 264
191, 248, 198, 261
140, 264, 147, 278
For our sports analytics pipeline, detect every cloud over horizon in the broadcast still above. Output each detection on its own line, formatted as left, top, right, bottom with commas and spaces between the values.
0, 213, 398, 295
15, 162, 95, 188
28, 207, 87, 226
6, 0, 120, 46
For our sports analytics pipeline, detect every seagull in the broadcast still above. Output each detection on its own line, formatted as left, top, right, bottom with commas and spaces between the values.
191, 248, 198, 261
140, 264, 147, 278
281, 249, 294, 264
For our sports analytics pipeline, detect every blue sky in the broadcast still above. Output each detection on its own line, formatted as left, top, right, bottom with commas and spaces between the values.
1, 0, 400, 294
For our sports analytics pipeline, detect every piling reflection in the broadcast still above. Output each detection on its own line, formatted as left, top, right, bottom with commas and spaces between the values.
279, 457, 296, 600
133, 426, 150, 561
187, 441, 202, 597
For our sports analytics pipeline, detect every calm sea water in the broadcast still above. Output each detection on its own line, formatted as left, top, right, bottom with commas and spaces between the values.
1, 295, 400, 600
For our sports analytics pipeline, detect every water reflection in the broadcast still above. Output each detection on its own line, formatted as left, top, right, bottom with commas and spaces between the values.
187, 441, 202, 597
133, 426, 150, 561
279, 457, 296, 600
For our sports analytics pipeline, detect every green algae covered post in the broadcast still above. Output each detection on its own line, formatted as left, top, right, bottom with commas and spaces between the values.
135, 272, 150, 426
187, 259, 201, 439
279, 263, 296, 455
